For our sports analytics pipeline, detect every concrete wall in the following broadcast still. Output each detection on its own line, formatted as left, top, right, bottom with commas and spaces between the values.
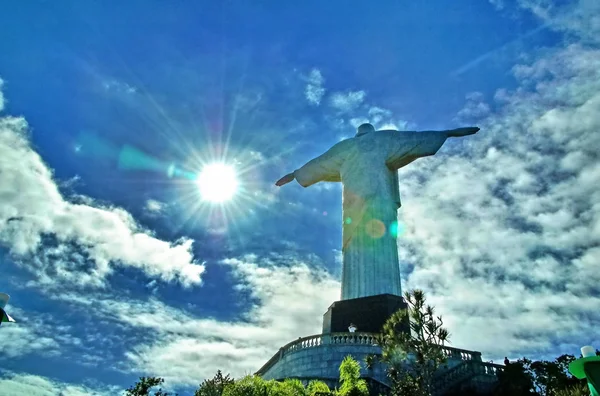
261, 342, 473, 388
261, 343, 389, 384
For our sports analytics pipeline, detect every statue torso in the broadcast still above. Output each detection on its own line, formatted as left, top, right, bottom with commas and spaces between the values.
340, 132, 400, 206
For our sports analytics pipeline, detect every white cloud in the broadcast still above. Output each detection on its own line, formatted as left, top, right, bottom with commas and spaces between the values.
516, 0, 600, 43
102, 79, 136, 95
367, 107, 392, 124
0, 304, 93, 360
489, 0, 505, 9
55, 256, 339, 386
394, 37, 600, 360
346, 107, 410, 136
304, 69, 325, 105
144, 199, 165, 215
329, 90, 366, 113
0, 308, 60, 358
455, 92, 492, 122
348, 117, 370, 129
0, 87, 204, 289
0, 372, 116, 396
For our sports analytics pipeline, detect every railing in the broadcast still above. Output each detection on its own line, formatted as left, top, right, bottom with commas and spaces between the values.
441, 345, 482, 361
434, 361, 475, 394
328, 332, 379, 345
274, 332, 379, 357
478, 362, 504, 376
256, 332, 483, 376
256, 332, 378, 375
434, 360, 505, 395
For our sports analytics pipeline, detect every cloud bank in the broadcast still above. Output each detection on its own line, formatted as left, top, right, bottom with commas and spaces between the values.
398, 32, 600, 358
0, 109, 204, 289
53, 256, 339, 386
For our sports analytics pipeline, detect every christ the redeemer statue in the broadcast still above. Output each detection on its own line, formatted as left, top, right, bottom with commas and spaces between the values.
276, 123, 479, 300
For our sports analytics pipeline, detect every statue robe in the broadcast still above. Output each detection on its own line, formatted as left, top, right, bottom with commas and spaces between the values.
294, 130, 448, 300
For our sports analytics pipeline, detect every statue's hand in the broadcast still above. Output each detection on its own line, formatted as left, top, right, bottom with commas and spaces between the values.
448, 127, 480, 137
275, 172, 295, 186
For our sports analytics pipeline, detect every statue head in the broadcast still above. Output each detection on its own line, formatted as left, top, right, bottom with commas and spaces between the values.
356, 123, 375, 137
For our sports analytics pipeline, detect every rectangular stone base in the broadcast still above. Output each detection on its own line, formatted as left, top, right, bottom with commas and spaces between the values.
322, 293, 409, 334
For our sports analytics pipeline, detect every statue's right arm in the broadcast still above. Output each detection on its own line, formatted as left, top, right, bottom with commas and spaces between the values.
381, 129, 448, 168
383, 127, 479, 137
446, 127, 480, 137
383, 127, 479, 169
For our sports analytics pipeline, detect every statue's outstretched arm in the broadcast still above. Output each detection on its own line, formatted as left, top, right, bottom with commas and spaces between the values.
445, 126, 480, 137
384, 127, 477, 169
275, 172, 295, 186
275, 141, 346, 188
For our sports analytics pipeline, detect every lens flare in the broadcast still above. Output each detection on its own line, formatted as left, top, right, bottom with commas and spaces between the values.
196, 163, 238, 203
389, 221, 406, 238
366, 219, 386, 239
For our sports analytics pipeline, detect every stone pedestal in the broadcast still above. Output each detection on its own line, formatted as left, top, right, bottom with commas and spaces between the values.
255, 331, 500, 395
322, 293, 408, 334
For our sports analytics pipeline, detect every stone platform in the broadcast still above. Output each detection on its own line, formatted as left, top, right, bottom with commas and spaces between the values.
257, 333, 388, 384
257, 293, 502, 394
256, 331, 503, 395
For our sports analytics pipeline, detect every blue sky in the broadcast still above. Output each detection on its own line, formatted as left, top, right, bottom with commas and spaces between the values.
1, 0, 599, 394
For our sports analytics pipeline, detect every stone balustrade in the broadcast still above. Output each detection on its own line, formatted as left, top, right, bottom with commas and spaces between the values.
257, 332, 484, 376
433, 360, 505, 395
275, 332, 378, 359
479, 362, 504, 376
434, 361, 473, 392
328, 333, 379, 345
440, 345, 483, 361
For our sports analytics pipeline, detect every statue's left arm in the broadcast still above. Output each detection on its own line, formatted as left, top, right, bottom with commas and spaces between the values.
276, 141, 348, 187
383, 127, 479, 169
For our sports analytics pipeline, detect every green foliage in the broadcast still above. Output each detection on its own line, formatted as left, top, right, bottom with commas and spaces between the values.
222, 375, 268, 396
337, 355, 369, 396
554, 382, 593, 396
364, 354, 375, 370
268, 378, 307, 396
378, 289, 449, 396
527, 355, 580, 395
125, 376, 175, 396
306, 380, 331, 396
494, 355, 589, 396
195, 370, 235, 396
124, 336, 596, 396
494, 359, 537, 396
387, 368, 423, 396
218, 375, 325, 396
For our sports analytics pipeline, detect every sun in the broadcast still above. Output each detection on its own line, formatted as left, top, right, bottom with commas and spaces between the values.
196, 163, 239, 203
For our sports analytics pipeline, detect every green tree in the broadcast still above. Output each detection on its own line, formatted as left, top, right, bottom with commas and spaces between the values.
526, 355, 580, 395
554, 382, 593, 396
494, 359, 537, 396
268, 378, 307, 396
195, 370, 235, 396
125, 376, 175, 396
377, 289, 450, 396
306, 380, 331, 396
220, 375, 314, 396
336, 355, 369, 396
222, 375, 268, 396
493, 353, 591, 396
